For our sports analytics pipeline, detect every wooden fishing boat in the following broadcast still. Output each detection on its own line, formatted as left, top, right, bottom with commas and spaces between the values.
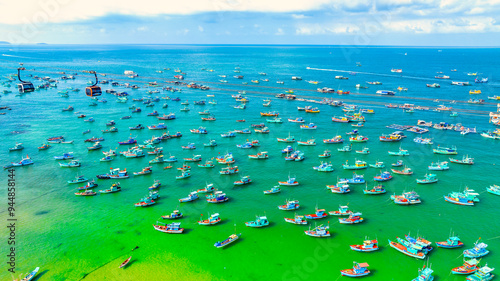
388, 239, 426, 259
162, 210, 183, 220
436, 236, 464, 248
75, 190, 97, 196
339, 212, 364, 224
452, 259, 480, 275
198, 213, 221, 225
304, 224, 330, 237
350, 239, 378, 252
340, 262, 370, 277
263, 186, 281, 194
284, 214, 307, 225
391, 167, 413, 175
329, 205, 353, 216
363, 184, 386, 195
153, 222, 184, 233
119, 257, 132, 269
20, 266, 39, 281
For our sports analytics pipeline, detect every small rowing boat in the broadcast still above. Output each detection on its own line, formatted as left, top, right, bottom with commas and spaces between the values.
119, 257, 132, 269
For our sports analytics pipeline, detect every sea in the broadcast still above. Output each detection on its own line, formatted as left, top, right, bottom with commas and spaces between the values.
1, 45, 500, 281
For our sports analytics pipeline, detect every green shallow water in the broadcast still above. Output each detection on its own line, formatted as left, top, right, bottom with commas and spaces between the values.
1, 45, 500, 281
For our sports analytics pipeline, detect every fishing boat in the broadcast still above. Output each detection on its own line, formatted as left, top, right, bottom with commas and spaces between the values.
75, 189, 97, 196
428, 161, 449, 171
388, 239, 426, 259
190, 127, 207, 134
54, 152, 74, 160
181, 143, 196, 150
391, 166, 413, 175
379, 134, 403, 142
20, 266, 39, 281
59, 160, 81, 167
349, 135, 369, 142
412, 266, 434, 281
332, 116, 351, 123
179, 191, 199, 202
234, 176, 252, 185
452, 259, 480, 275
328, 182, 351, 194
313, 162, 334, 172
391, 191, 421, 205
77, 180, 98, 191
99, 183, 121, 194
198, 160, 215, 168
465, 265, 494, 281
129, 124, 144, 130
417, 174, 438, 184
38, 143, 51, 150
340, 262, 370, 277
305, 208, 328, 220
300, 123, 317, 129
119, 257, 131, 269
414, 137, 433, 145
444, 189, 478, 206
214, 233, 241, 248
304, 224, 330, 237
184, 155, 202, 162
249, 151, 269, 159
9, 143, 24, 151
436, 236, 464, 248
133, 166, 152, 176
350, 239, 379, 252
450, 155, 474, 165
254, 127, 270, 133
102, 127, 118, 133
277, 134, 295, 143
323, 135, 344, 144
355, 147, 370, 154
288, 117, 305, 123
221, 131, 236, 138
343, 160, 367, 170
203, 139, 217, 147
297, 139, 316, 146
338, 145, 352, 152
206, 191, 229, 203
363, 184, 386, 195
97, 168, 129, 179
148, 123, 167, 130
433, 146, 458, 155
147, 180, 161, 191
245, 216, 269, 228
392, 160, 403, 167
219, 165, 239, 175
158, 113, 176, 120
153, 222, 184, 233
486, 185, 500, 196
196, 183, 216, 193
260, 111, 279, 117
341, 174, 366, 184
278, 175, 299, 186
266, 117, 282, 123
464, 241, 490, 258
339, 212, 364, 224
281, 146, 294, 154
198, 213, 221, 225
68, 175, 88, 184
388, 147, 410, 156
278, 200, 300, 210
87, 142, 102, 151
318, 150, 331, 158
162, 210, 183, 220
176, 170, 191, 179
263, 186, 281, 194
118, 137, 137, 145
369, 161, 385, 168
284, 214, 307, 225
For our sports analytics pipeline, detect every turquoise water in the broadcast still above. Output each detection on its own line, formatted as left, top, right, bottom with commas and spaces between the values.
1, 45, 500, 280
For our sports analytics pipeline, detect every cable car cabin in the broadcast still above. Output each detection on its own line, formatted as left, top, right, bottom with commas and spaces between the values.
86, 85, 102, 97
17, 67, 35, 93
85, 71, 102, 97
18, 82, 35, 93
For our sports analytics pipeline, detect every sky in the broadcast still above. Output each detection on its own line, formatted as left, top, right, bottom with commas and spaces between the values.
1, 0, 500, 46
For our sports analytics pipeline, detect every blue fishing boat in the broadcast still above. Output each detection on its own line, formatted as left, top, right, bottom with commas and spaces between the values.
428, 161, 449, 171
339, 212, 364, 224
206, 191, 229, 203
466, 265, 495, 281
245, 216, 269, 228
392, 160, 403, 167
388, 147, 410, 156
304, 224, 330, 237
486, 185, 500, 196
464, 241, 490, 258
234, 176, 252, 185
340, 173, 365, 184
179, 191, 199, 202
340, 262, 370, 277
389, 239, 426, 259
433, 146, 458, 155
304, 208, 328, 220
162, 210, 183, 220
54, 152, 74, 160
68, 175, 88, 184
452, 259, 480, 275
373, 171, 393, 181
343, 160, 367, 170
176, 171, 191, 179
436, 236, 464, 248
214, 233, 241, 248
263, 186, 281, 194
416, 174, 438, 184
350, 239, 378, 252
412, 266, 434, 281
20, 266, 39, 281
369, 161, 385, 168
363, 184, 386, 195
278, 200, 300, 210
313, 162, 334, 172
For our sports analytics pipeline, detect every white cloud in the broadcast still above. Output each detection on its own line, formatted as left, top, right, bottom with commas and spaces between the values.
137, 26, 148, 31
291, 14, 308, 19
0, 0, 334, 25
198, 25, 204, 32
275, 28, 284, 35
